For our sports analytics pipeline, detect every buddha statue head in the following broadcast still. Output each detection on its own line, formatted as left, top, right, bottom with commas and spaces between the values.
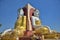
34, 9, 39, 17
18, 8, 24, 16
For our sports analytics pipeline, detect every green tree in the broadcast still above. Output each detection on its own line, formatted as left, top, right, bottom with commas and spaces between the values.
0, 24, 2, 27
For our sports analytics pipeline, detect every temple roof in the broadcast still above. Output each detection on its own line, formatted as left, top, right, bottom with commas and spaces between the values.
25, 3, 35, 9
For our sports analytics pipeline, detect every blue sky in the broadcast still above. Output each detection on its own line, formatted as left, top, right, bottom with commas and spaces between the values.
0, 0, 60, 32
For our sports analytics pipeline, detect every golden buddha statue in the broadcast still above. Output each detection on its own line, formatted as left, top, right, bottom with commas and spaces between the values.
14, 8, 26, 37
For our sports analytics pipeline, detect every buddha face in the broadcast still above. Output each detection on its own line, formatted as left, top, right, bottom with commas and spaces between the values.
34, 9, 39, 17
18, 8, 24, 16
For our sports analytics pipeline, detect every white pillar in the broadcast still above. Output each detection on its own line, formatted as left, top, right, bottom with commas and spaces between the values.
41, 35, 44, 40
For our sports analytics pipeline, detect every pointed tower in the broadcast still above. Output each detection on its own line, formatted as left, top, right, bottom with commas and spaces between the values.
25, 3, 35, 31
22, 4, 36, 37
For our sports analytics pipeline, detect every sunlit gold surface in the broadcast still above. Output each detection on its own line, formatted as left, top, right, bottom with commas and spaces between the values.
14, 16, 26, 36
35, 26, 50, 34
1, 31, 17, 40
35, 20, 41, 26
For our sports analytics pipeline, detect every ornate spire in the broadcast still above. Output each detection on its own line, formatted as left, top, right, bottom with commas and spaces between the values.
25, 3, 35, 31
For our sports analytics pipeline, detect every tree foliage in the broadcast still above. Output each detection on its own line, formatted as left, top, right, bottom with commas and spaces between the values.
0, 24, 2, 27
